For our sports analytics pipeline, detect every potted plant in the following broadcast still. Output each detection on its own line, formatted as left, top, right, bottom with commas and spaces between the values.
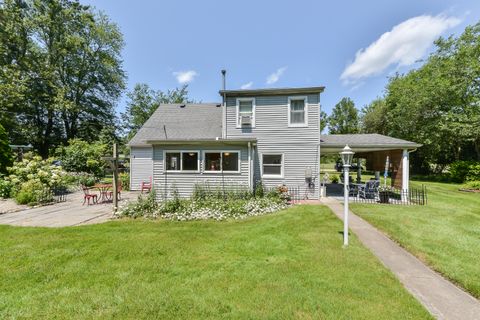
378, 186, 390, 203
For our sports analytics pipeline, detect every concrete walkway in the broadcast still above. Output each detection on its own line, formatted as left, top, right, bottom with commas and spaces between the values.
321, 197, 480, 320
0, 191, 139, 227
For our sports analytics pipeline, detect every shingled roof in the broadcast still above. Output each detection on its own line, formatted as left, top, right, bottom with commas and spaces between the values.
321, 134, 421, 152
128, 103, 223, 146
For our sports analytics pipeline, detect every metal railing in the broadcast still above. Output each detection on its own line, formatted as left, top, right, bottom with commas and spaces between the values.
37, 186, 68, 204
350, 185, 427, 205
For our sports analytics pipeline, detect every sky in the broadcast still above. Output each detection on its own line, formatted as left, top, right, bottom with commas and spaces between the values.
83, 0, 479, 116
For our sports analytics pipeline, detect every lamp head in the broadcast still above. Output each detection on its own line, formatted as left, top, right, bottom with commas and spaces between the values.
340, 144, 354, 167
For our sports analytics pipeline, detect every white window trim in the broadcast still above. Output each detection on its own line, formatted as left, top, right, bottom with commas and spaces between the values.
163, 150, 200, 173
261, 153, 284, 179
236, 98, 256, 128
203, 150, 241, 174
288, 96, 308, 127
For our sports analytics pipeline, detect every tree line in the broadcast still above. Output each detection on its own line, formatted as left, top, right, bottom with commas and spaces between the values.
0, 0, 190, 163
324, 22, 480, 173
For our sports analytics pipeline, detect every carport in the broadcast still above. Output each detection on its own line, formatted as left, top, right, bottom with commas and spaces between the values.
320, 134, 422, 192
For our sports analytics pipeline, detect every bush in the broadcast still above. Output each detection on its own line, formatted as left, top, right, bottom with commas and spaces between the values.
5, 153, 69, 204
55, 139, 108, 177
119, 172, 130, 191
331, 174, 339, 183
462, 180, 480, 190
0, 178, 12, 198
449, 161, 480, 182
116, 190, 157, 218
14, 180, 50, 205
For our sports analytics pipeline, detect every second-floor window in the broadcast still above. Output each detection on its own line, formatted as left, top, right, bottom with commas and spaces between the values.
236, 98, 255, 127
288, 97, 308, 127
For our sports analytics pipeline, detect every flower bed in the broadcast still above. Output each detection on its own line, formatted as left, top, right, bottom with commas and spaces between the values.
116, 184, 289, 221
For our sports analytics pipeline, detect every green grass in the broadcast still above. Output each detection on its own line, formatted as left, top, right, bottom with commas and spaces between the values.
0, 206, 430, 319
351, 181, 480, 298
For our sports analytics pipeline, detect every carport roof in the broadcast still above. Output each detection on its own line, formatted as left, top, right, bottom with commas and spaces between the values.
321, 134, 421, 153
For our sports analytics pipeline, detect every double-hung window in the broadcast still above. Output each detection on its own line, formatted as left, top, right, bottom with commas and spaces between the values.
262, 154, 283, 177
288, 97, 307, 127
236, 98, 255, 127
165, 151, 199, 172
204, 151, 240, 172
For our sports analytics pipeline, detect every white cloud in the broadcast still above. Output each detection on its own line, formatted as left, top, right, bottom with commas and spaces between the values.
173, 70, 198, 84
341, 14, 461, 83
240, 81, 253, 89
266, 67, 287, 85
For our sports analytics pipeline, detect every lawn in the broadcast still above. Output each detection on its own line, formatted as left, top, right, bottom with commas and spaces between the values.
351, 181, 480, 299
0, 206, 430, 319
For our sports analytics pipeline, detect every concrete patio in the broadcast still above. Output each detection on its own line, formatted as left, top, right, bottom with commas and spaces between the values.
0, 190, 140, 227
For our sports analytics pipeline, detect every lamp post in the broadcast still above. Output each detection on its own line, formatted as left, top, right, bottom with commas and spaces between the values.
340, 145, 354, 246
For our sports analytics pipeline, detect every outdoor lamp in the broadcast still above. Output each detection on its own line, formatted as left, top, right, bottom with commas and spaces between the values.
339, 144, 355, 246
340, 145, 354, 167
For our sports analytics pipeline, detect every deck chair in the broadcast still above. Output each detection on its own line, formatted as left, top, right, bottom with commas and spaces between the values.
358, 180, 380, 199
141, 177, 152, 193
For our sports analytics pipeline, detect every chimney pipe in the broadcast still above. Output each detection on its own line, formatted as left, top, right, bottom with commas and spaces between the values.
221, 69, 227, 139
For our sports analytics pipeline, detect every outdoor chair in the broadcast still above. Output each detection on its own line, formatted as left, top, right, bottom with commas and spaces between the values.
107, 182, 122, 200
358, 180, 380, 199
81, 185, 98, 205
141, 177, 152, 193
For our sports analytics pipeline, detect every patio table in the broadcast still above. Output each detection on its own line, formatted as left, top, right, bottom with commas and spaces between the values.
93, 183, 113, 203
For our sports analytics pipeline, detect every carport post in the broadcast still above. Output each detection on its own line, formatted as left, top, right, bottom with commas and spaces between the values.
402, 149, 409, 200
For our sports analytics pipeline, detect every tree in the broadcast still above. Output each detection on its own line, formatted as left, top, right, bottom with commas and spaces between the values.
378, 21, 480, 172
328, 97, 359, 134
0, 0, 126, 157
0, 124, 13, 174
121, 84, 193, 139
360, 98, 388, 134
320, 110, 328, 133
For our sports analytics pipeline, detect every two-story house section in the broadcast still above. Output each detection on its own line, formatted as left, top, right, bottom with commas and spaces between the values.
128, 86, 324, 200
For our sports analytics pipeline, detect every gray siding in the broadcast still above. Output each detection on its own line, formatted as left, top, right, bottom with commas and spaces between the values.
226, 94, 320, 199
153, 144, 250, 199
130, 147, 153, 191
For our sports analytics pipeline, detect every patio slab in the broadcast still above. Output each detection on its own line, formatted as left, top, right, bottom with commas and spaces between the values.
0, 191, 140, 228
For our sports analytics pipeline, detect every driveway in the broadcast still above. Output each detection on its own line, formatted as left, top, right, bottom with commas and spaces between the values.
0, 191, 140, 227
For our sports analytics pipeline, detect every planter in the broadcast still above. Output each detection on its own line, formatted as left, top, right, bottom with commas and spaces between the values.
379, 191, 390, 203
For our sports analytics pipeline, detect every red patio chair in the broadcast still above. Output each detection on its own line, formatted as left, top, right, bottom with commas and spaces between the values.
107, 182, 122, 200
141, 177, 152, 193
82, 185, 98, 205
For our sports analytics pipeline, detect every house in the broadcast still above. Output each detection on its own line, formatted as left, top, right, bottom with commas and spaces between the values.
128, 85, 421, 200
128, 86, 323, 199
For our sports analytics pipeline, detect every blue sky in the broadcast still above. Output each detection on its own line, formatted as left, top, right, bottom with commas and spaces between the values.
83, 0, 479, 116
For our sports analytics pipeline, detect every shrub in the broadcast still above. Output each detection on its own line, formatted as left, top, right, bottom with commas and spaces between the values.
14, 180, 50, 205
254, 181, 265, 198
116, 190, 157, 218
462, 180, 480, 190
119, 172, 130, 191
5, 153, 69, 203
55, 139, 108, 177
449, 161, 480, 183
0, 178, 12, 198
331, 174, 339, 183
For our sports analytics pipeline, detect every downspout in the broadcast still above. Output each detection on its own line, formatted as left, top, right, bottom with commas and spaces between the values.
221, 70, 227, 139
317, 92, 322, 200
248, 142, 252, 191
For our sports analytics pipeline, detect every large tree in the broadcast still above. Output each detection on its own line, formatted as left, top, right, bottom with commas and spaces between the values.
360, 98, 388, 134
370, 21, 480, 172
0, 124, 13, 174
121, 84, 193, 139
328, 97, 359, 134
0, 0, 125, 157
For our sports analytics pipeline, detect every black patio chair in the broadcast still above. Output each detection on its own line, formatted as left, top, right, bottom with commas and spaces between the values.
358, 180, 380, 199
